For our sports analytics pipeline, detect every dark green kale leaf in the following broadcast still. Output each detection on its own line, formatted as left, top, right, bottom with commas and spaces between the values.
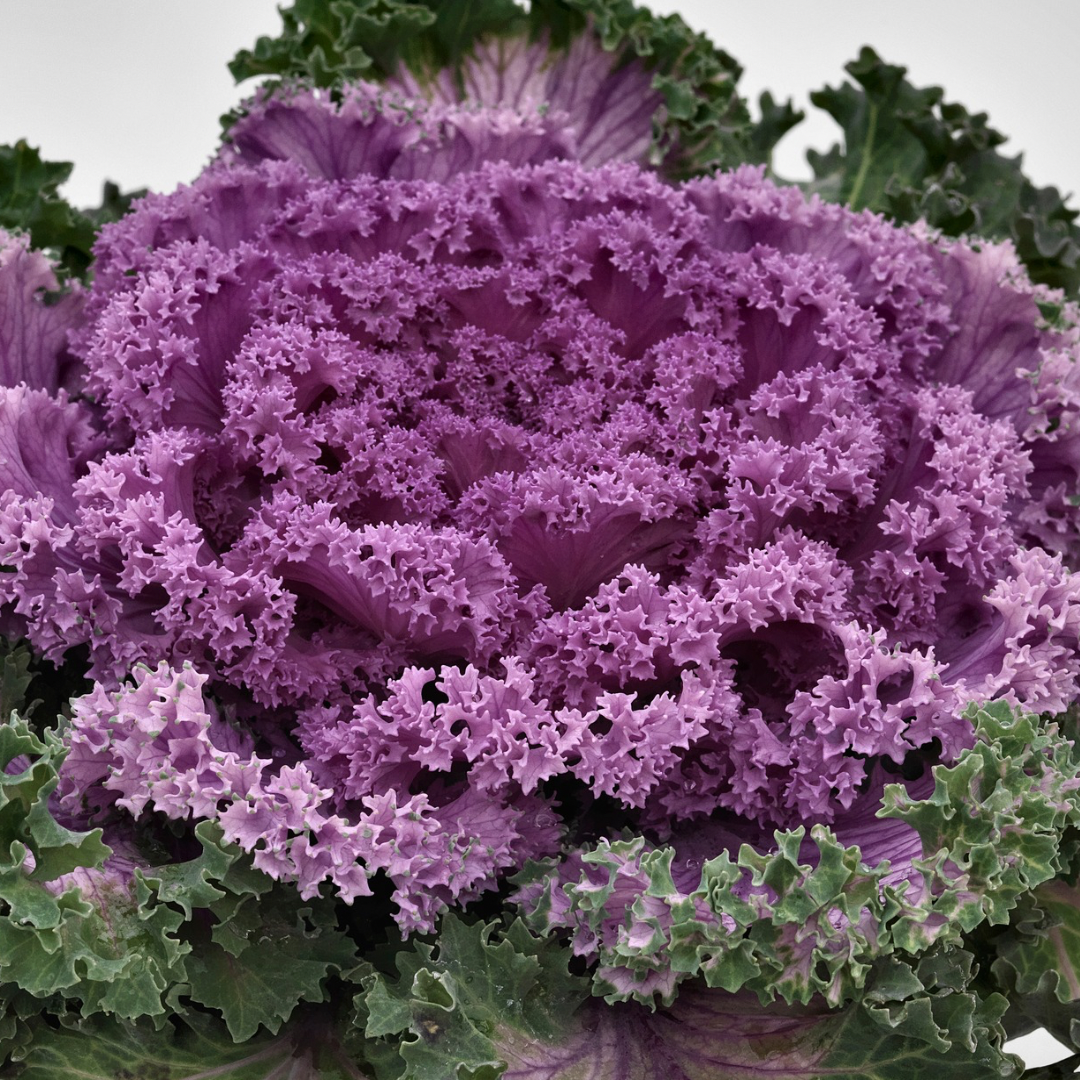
9, 1009, 369, 1080
83, 179, 146, 231
0, 142, 96, 281
748, 90, 805, 172
357, 915, 588, 1080
0, 142, 142, 283
805, 46, 1080, 297
228, 0, 444, 86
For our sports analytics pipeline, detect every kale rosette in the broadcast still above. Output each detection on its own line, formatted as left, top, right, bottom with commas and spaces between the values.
1, 13, 1080, 1077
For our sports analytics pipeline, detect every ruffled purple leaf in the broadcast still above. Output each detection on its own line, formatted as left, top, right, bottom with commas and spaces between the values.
60, 661, 561, 933
0, 386, 100, 521
393, 33, 662, 169
83, 239, 276, 432
228, 30, 661, 187
0, 81, 1068, 995
224, 82, 579, 183
0, 229, 85, 393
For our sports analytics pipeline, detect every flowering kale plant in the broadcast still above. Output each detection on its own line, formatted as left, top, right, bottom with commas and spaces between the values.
3, 1, 1080, 1077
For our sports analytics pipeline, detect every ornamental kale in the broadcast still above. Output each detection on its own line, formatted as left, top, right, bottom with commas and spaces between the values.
2, 2, 1080, 1077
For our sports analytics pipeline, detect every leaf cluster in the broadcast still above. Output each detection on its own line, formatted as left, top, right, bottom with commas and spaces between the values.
512, 700, 1080, 1024
0, 700, 364, 1077
0, 142, 141, 283
226, 9, 1080, 300
805, 46, 1080, 296
359, 933, 1021, 1079
226, 0, 757, 178
0, 682, 1066, 1077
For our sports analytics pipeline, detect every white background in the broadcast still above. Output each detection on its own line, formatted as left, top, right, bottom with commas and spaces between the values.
1, 1, 1078, 211
1, 0, 1078, 1069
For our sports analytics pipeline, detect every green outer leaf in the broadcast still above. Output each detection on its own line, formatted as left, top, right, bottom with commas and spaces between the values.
748, 90, 805, 171
187, 897, 359, 1041
995, 879, 1080, 1005
131, 821, 360, 1040
0, 145, 140, 284
805, 46, 1080, 296
881, 701, 1080, 939
806, 47, 933, 212
359, 915, 588, 1080
228, 0, 440, 85
0, 712, 193, 1020
0, 641, 33, 724
570, 825, 895, 1008
0, 714, 110, 901
0, 714, 363, 1039
980, 873, 1080, 1056
135, 819, 237, 918
0, 141, 96, 280
515, 701, 1080, 1011
362, 932, 1020, 1080
11, 1013, 313, 1080
226, 0, 754, 178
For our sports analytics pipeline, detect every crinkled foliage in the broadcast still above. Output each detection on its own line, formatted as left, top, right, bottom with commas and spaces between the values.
0, 692, 366, 1067
807, 47, 1080, 298
229, 2, 1080, 298
2, 11, 1080, 1078
5, 57, 1080, 945
0, 141, 144, 283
